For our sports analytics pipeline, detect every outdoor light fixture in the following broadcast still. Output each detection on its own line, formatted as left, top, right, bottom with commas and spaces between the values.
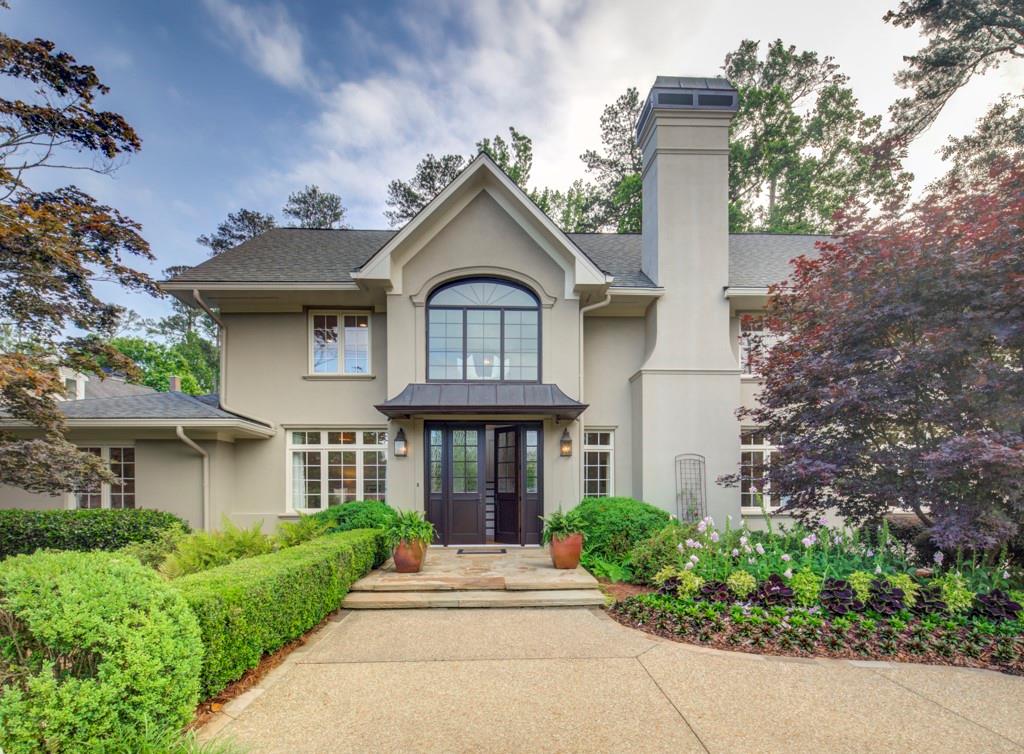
560, 428, 572, 457
394, 428, 408, 458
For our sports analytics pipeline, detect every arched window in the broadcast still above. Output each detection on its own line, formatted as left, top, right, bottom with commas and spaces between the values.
427, 278, 540, 382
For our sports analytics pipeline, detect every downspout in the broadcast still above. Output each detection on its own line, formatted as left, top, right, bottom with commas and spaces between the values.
176, 425, 210, 532
192, 289, 272, 427
576, 291, 612, 502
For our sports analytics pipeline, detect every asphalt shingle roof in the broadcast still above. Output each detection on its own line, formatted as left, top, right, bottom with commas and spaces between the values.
57, 391, 262, 423
168, 227, 827, 290
83, 375, 156, 399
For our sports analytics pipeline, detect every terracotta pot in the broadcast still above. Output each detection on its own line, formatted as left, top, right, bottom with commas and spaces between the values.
393, 539, 427, 573
549, 532, 583, 569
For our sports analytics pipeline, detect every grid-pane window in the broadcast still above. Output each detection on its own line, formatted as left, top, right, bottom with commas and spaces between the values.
429, 429, 443, 494
427, 278, 539, 382
740, 429, 776, 510
739, 314, 781, 375
72, 446, 134, 509
450, 429, 479, 493
583, 431, 613, 498
525, 430, 539, 494
310, 312, 372, 375
289, 430, 388, 510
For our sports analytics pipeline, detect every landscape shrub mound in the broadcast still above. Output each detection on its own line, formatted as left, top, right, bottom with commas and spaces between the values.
0, 508, 189, 559
173, 528, 382, 696
575, 497, 670, 564
0, 550, 202, 753
312, 500, 397, 564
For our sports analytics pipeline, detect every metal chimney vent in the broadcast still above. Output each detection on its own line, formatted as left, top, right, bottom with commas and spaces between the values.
636, 76, 739, 142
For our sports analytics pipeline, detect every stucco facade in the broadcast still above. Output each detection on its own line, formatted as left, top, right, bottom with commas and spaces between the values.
1, 76, 820, 538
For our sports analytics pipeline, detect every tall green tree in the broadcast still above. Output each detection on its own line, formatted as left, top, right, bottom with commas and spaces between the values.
384, 127, 534, 227
579, 87, 644, 232
884, 0, 1024, 147
282, 184, 348, 229
0, 25, 158, 493
107, 336, 207, 394
196, 208, 275, 255
726, 39, 911, 233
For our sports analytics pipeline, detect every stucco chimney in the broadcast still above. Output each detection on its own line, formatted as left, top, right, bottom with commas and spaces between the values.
636, 76, 738, 370
168, 375, 181, 392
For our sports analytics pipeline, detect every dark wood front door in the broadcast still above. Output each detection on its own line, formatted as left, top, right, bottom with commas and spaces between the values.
425, 423, 485, 545
494, 426, 519, 543
425, 421, 542, 545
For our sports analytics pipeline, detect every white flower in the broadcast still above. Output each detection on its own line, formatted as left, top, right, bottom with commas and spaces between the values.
743, 544, 752, 554
781, 553, 791, 562
697, 520, 707, 533
740, 535, 749, 546
669, 514, 678, 521
747, 557, 756, 565
684, 561, 694, 571
933, 551, 944, 565
801, 533, 817, 548
755, 543, 765, 555
710, 532, 720, 543
731, 549, 740, 557
677, 543, 685, 552
689, 554, 699, 564
874, 565, 882, 575
866, 549, 875, 558
727, 514, 733, 523
783, 568, 793, 579
1003, 571, 1011, 580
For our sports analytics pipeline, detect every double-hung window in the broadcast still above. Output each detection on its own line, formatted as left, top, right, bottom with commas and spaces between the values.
739, 314, 780, 376
310, 311, 370, 375
583, 431, 614, 498
288, 430, 387, 511
70, 446, 135, 509
740, 429, 776, 511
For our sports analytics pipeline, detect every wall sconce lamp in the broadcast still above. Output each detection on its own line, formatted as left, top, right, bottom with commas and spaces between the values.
394, 428, 408, 458
559, 428, 573, 457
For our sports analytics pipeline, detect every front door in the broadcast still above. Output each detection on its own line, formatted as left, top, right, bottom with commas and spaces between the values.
494, 426, 520, 543
425, 423, 486, 545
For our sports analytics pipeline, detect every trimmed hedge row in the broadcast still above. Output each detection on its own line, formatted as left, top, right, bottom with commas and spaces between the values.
0, 508, 189, 559
0, 550, 202, 753
172, 528, 382, 696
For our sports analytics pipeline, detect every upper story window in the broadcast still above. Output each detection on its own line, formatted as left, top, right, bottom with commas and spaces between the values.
739, 313, 780, 376
427, 278, 539, 382
310, 311, 370, 375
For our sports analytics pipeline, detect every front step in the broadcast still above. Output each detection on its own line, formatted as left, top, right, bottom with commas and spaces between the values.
342, 588, 606, 609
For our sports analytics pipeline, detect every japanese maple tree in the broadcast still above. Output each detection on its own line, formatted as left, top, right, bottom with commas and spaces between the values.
742, 160, 1024, 551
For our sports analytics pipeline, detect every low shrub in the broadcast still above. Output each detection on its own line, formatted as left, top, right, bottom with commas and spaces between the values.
575, 497, 670, 564
0, 550, 202, 753
727, 569, 757, 599
275, 514, 329, 548
0, 508, 189, 559
119, 522, 188, 569
629, 522, 690, 584
312, 501, 396, 564
790, 569, 822, 607
173, 529, 381, 696
160, 519, 273, 579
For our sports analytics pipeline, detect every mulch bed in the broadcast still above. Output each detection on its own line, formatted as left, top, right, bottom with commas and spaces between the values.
598, 579, 655, 602
607, 597, 1024, 676
188, 613, 337, 730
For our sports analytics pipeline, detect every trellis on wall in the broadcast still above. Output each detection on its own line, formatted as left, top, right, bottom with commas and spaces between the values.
675, 453, 707, 522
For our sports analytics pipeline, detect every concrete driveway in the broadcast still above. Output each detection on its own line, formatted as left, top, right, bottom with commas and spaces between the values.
202, 607, 1024, 753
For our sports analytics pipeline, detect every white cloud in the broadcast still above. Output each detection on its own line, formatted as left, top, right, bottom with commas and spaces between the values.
247, 0, 1020, 227
202, 0, 311, 89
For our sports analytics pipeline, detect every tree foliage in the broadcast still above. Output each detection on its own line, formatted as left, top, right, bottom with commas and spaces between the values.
107, 334, 216, 395
883, 0, 1024, 147
726, 39, 910, 233
0, 25, 157, 494
579, 87, 643, 232
383, 127, 534, 228
939, 93, 1024, 184
282, 184, 348, 229
740, 161, 1024, 551
196, 208, 275, 255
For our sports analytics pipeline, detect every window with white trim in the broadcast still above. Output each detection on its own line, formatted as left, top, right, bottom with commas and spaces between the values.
310, 311, 370, 375
583, 431, 614, 498
740, 429, 776, 511
70, 446, 135, 509
288, 430, 387, 510
739, 314, 781, 375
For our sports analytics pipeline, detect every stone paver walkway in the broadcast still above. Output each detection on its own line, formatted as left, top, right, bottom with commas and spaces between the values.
203, 607, 1024, 753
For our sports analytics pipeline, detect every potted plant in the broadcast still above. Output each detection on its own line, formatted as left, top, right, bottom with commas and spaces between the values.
540, 508, 586, 569
385, 510, 436, 573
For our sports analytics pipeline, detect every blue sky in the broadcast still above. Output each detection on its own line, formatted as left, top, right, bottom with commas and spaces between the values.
4, 0, 1022, 321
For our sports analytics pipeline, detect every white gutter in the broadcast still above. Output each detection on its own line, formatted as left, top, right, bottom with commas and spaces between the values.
192, 289, 273, 428
176, 425, 210, 532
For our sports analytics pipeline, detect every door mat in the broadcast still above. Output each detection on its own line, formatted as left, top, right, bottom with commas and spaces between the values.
456, 548, 507, 555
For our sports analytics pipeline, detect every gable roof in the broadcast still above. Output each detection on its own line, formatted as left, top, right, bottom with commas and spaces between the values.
166, 227, 826, 291
83, 375, 157, 399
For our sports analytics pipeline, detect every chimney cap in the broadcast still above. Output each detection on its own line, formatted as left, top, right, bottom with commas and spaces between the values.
636, 76, 739, 142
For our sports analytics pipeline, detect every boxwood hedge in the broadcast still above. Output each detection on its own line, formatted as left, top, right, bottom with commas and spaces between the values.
0, 550, 202, 753
0, 508, 189, 559
172, 528, 382, 696
575, 497, 671, 563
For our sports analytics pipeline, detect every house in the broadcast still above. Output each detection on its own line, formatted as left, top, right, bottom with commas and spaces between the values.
0, 77, 824, 543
